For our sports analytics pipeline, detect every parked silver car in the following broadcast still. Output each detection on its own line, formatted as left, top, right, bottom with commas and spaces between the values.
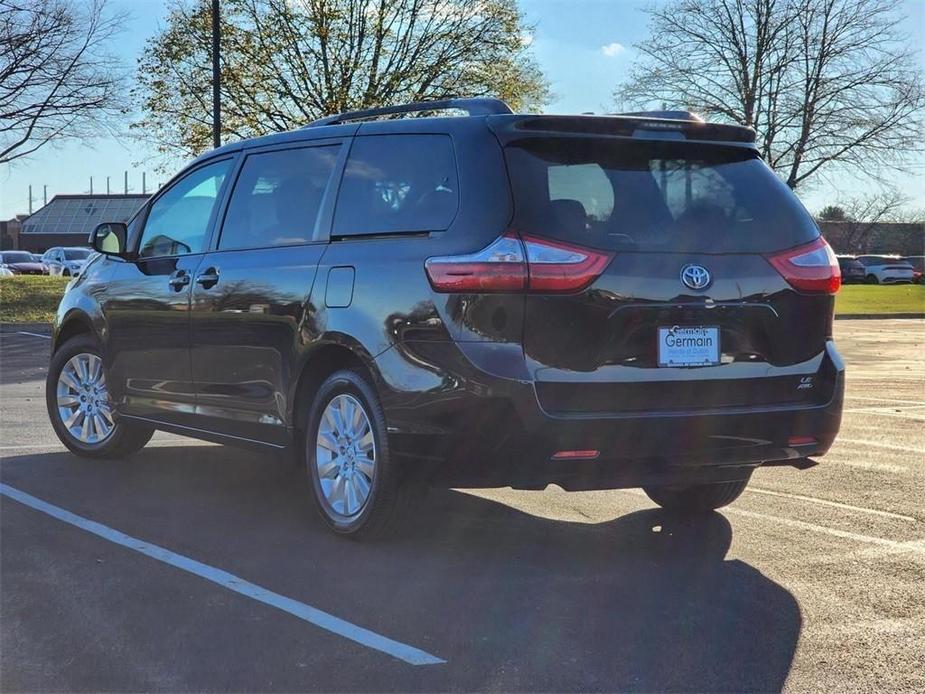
42, 247, 92, 277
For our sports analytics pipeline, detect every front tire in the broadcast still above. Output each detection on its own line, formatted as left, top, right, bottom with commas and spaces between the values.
302, 369, 409, 540
46, 335, 153, 458
643, 478, 749, 513
865, 274, 879, 284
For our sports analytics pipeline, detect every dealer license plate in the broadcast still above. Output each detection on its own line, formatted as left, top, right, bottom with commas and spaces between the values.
657, 326, 720, 367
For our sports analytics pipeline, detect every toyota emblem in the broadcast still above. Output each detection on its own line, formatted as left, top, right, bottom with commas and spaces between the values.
680, 264, 712, 290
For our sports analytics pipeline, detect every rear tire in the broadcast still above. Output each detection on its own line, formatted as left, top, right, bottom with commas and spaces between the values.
302, 369, 411, 540
643, 478, 749, 513
46, 335, 154, 459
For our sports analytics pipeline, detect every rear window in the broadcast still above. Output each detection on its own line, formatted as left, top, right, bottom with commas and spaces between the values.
504, 138, 819, 253
332, 134, 458, 236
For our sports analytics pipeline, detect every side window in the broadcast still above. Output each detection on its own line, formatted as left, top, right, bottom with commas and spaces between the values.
333, 134, 458, 236
219, 145, 340, 250
138, 159, 231, 258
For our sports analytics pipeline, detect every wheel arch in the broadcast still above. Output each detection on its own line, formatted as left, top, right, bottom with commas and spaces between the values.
53, 310, 98, 354
289, 335, 384, 433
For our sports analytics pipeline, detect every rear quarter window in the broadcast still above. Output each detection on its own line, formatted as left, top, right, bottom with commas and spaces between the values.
505, 138, 819, 254
333, 134, 458, 236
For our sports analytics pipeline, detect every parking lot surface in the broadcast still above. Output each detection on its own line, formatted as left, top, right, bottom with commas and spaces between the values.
2, 320, 924, 692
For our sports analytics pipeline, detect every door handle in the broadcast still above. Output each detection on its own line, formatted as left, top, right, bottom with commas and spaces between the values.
167, 271, 190, 290
196, 267, 220, 288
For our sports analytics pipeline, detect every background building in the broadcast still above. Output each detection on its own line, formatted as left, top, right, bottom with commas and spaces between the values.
819, 220, 925, 256
19, 194, 148, 253
0, 214, 28, 250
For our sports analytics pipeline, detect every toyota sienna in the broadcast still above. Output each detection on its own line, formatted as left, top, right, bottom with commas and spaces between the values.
46, 98, 845, 538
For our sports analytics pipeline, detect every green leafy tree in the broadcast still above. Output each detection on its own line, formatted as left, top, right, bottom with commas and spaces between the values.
818, 205, 848, 222
133, 0, 548, 163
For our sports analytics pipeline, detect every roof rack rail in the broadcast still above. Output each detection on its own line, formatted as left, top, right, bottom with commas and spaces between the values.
305, 97, 513, 128
617, 110, 705, 122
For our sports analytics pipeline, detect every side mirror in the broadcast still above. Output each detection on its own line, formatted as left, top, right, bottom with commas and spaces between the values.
90, 222, 129, 258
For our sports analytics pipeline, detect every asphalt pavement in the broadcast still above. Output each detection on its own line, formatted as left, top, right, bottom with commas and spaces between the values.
1, 320, 923, 692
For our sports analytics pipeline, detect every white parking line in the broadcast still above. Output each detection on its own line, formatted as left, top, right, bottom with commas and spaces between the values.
829, 458, 908, 475
844, 410, 925, 422
14, 331, 51, 340
844, 376, 924, 383
0, 483, 445, 666
622, 488, 921, 548
746, 487, 917, 522
725, 507, 925, 555
843, 405, 925, 414
845, 395, 925, 407
834, 437, 925, 455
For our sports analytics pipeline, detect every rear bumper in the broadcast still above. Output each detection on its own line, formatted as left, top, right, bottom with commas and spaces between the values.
377, 340, 844, 490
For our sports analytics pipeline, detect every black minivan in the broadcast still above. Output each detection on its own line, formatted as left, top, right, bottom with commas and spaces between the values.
47, 98, 844, 538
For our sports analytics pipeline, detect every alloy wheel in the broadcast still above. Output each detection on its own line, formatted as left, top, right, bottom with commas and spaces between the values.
315, 394, 376, 519
56, 352, 114, 444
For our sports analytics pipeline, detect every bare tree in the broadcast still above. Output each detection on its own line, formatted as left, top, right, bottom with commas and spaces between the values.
134, 0, 549, 164
616, 0, 924, 190
0, 0, 125, 164
820, 189, 910, 251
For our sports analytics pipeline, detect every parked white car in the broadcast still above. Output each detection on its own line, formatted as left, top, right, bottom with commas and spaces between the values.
0, 266, 13, 277
856, 255, 916, 284
42, 247, 92, 277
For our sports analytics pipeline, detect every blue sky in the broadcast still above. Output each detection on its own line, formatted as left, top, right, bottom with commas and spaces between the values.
1, 0, 923, 218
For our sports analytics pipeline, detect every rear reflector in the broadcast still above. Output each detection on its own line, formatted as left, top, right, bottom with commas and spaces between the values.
551, 449, 600, 460
767, 237, 841, 294
425, 233, 613, 294
787, 436, 817, 446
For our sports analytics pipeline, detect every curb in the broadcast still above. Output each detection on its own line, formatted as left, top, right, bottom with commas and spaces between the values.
835, 313, 924, 320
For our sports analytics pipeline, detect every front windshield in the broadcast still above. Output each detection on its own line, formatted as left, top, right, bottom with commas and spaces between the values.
63, 249, 91, 260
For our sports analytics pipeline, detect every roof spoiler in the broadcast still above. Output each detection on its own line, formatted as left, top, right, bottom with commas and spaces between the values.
305, 97, 513, 128
488, 113, 757, 146
617, 110, 705, 122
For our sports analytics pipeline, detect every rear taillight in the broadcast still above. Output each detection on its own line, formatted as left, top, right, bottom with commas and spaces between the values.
520, 234, 614, 292
425, 233, 613, 294
766, 237, 841, 294
424, 235, 526, 292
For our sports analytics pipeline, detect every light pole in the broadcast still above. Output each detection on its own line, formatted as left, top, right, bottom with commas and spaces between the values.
212, 0, 221, 148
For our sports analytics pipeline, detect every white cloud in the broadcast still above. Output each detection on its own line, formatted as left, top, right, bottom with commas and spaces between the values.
601, 42, 626, 57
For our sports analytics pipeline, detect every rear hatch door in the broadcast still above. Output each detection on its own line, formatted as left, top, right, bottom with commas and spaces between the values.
500, 132, 839, 415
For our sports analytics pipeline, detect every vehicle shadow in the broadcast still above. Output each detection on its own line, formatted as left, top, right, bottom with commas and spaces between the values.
0, 446, 801, 692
